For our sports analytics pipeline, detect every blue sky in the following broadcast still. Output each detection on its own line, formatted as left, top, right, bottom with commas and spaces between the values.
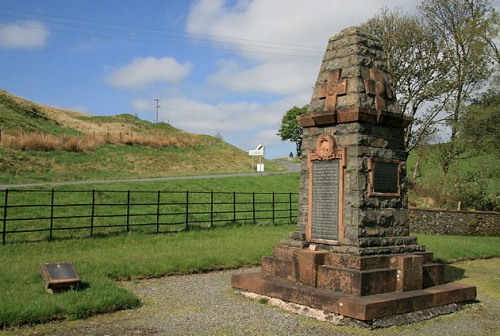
0, 0, 431, 158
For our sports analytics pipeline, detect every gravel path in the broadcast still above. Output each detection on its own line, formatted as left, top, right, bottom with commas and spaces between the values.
3, 260, 499, 336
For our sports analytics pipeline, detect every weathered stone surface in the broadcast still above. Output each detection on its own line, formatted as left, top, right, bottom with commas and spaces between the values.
231, 272, 477, 321
410, 208, 500, 236
389, 254, 424, 292
422, 263, 445, 288
232, 27, 477, 323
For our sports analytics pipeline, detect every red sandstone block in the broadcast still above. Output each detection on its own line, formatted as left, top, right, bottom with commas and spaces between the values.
231, 272, 477, 321
317, 266, 341, 292
317, 266, 397, 296
413, 251, 435, 263
423, 263, 445, 288
231, 272, 343, 314
324, 253, 389, 270
261, 256, 296, 282
339, 290, 434, 320
424, 283, 477, 306
295, 250, 328, 287
272, 246, 298, 260
389, 254, 423, 292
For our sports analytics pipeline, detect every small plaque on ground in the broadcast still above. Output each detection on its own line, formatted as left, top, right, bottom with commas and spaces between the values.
311, 160, 340, 241
40, 262, 81, 293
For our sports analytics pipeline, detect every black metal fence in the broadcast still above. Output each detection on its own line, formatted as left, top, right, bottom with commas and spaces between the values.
0, 189, 299, 244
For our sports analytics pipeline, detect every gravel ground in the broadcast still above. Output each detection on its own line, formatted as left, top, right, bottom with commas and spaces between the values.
2, 261, 499, 336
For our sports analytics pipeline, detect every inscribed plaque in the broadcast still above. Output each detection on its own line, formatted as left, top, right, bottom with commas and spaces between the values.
373, 161, 399, 194
40, 262, 81, 292
311, 160, 340, 241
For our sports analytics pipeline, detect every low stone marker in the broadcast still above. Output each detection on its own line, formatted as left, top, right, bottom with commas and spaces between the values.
40, 262, 81, 293
232, 27, 476, 325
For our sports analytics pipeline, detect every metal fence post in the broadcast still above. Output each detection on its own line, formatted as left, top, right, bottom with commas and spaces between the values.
185, 191, 189, 230
126, 190, 131, 232
2, 189, 8, 244
90, 189, 95, 237
156, 190, 161, 234
49, 189, 55, 240
233, 192, 236, 223
272, 192, 275, 224
289, 192, 293, 223
210, 191, 214, 228
252, 192, 256, 224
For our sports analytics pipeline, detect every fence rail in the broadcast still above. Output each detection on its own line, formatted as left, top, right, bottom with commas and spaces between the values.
0, 189, 299, 244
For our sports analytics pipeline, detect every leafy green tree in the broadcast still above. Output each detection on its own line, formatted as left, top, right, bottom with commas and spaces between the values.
362, 8, 448, 152
459, 80, 500, 154
420, 0, 497, 174
277, 105, 308, 157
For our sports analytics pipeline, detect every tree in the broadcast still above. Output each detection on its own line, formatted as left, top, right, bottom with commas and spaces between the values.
362, 8, 449, 152
277, 105, 308, 157
419, 0, 497, 174
459, 77, 500, 154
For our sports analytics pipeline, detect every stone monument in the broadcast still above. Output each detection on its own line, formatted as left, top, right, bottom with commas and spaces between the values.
232, 27, 476, 323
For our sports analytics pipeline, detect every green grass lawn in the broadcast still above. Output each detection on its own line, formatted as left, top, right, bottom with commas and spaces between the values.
0, 224, 295, 328
1, 226, 498, 328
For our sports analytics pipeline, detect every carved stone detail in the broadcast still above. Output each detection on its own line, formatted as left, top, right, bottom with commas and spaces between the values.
317, 69, 348, 112
364, 68, 395, 116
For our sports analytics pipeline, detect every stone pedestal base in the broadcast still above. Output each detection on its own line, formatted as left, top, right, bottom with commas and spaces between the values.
231, 246, 476, 321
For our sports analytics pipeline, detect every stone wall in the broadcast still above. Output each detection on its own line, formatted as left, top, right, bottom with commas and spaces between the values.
409, 208, 500, 236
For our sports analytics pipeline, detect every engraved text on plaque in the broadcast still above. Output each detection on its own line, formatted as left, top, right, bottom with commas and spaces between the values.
311, 160, 340, 241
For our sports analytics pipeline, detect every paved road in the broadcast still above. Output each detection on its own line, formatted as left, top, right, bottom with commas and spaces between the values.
0, 160, 301, 190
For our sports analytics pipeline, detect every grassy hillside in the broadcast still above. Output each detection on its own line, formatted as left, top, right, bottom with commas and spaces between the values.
407, 148, 499, 211
0, 89, 283, 184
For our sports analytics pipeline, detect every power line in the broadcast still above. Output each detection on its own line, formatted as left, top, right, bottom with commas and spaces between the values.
0, 8, 324, 59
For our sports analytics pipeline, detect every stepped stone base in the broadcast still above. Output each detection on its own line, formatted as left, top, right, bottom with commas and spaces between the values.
231, 246, 476, 321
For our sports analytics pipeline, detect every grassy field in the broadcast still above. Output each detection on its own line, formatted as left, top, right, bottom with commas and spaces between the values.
0, 142, 285, 184
407, 150, 499, 210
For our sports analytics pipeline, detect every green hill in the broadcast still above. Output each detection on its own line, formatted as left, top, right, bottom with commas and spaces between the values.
0, 89, 283, 184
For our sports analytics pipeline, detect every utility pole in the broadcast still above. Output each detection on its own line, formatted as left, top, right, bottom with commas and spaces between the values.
154, 98, 160, 123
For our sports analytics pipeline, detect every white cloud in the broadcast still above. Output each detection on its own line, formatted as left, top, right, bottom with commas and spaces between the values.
106, 57, 192, 89
0, 20, 49, 49
208, 59, 318, 95
187, 0, 421, 96
188, 0, 420, 54
131, 98, 152, 112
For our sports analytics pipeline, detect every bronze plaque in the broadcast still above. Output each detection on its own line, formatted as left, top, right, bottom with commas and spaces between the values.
311, 160, 340, 241
373, 161, 399, 194
40, 262, 80, 292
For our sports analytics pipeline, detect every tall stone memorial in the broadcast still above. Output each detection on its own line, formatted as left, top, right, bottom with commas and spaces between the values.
232, 28, 476, 323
